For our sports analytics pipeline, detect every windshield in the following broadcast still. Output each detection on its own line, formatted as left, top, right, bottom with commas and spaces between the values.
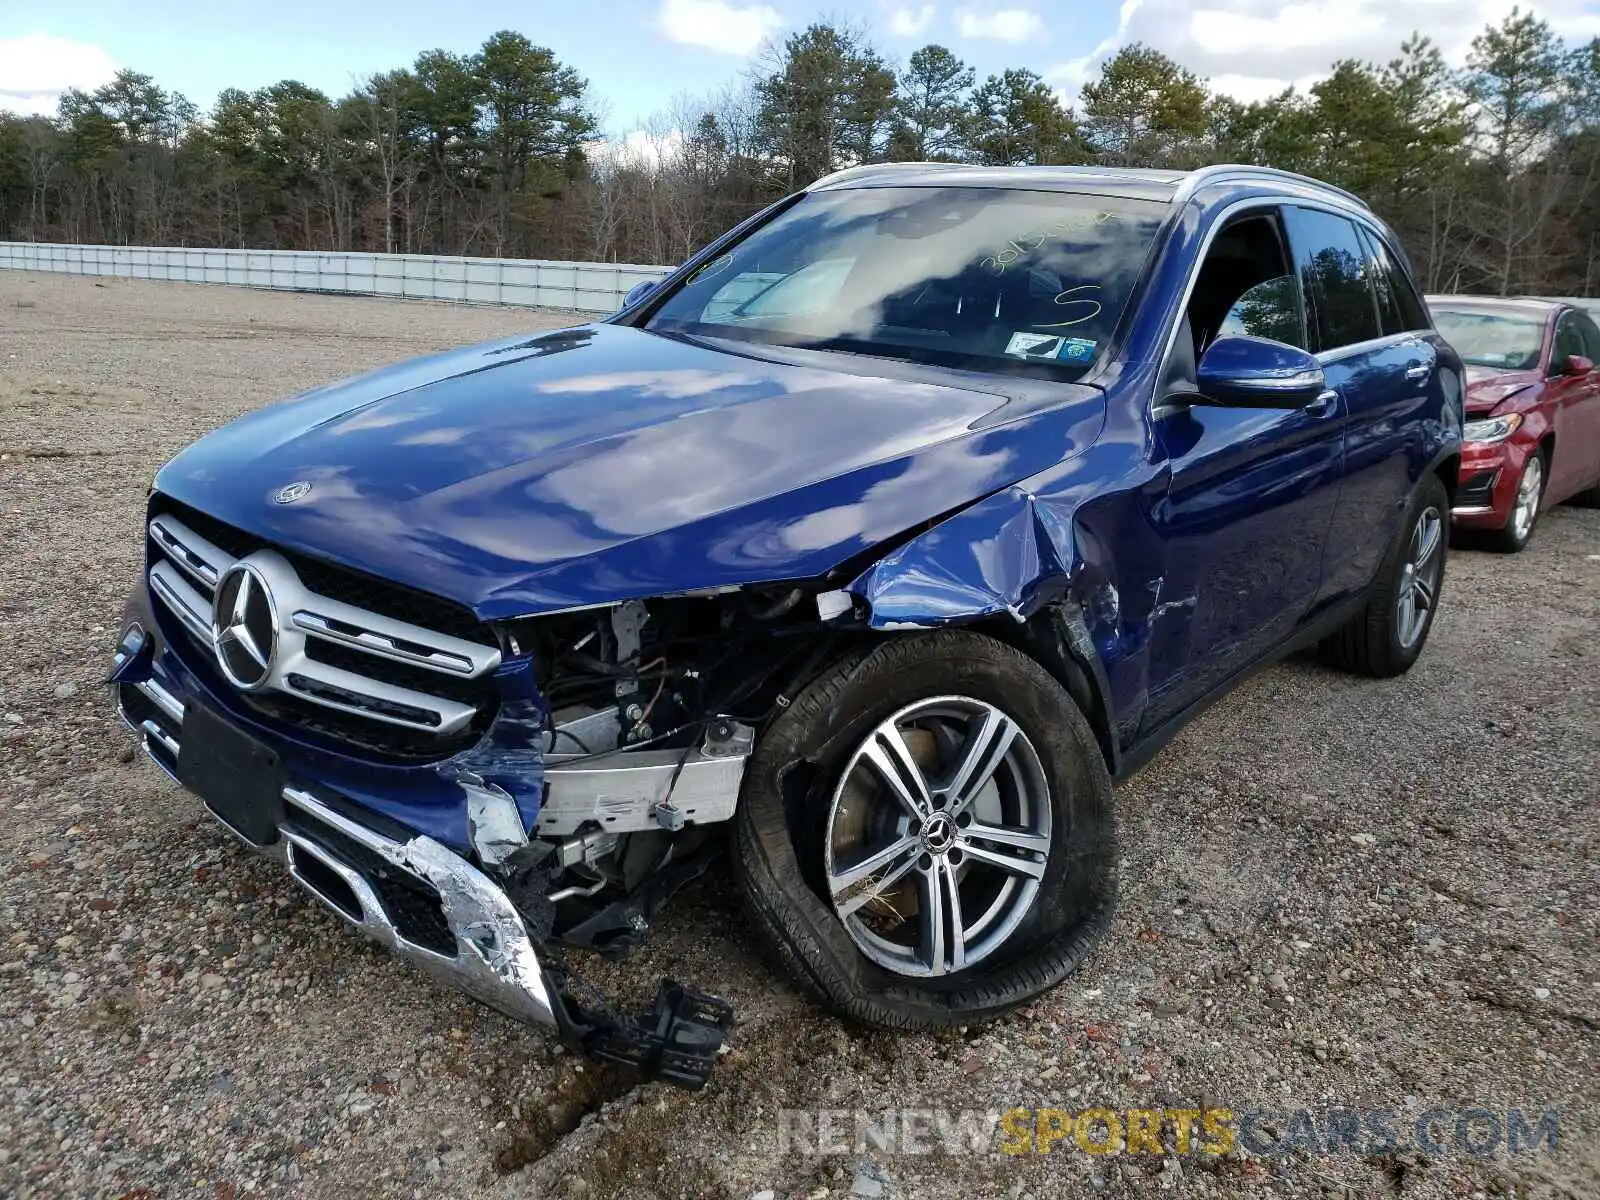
644, 186, 1167, 378
1433, 308, 1545, 371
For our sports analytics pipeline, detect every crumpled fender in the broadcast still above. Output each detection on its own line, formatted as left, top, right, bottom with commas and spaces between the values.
848, 485, 1078, 628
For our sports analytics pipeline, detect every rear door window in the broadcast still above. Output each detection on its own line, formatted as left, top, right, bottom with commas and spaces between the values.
1358, 227, 1430, 334
1283, 207, 1383, 352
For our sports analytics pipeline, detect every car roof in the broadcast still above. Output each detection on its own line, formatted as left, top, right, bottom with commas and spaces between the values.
808, 162, 1369, 210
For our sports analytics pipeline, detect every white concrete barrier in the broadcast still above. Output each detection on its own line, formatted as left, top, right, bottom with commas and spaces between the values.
0, 242, 674, 314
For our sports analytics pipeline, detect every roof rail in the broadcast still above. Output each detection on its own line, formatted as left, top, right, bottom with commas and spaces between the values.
808, 161, 967, 190
1172, 164, 1371, 210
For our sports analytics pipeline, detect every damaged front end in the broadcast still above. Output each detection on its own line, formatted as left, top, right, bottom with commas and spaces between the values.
113, 533, 851, 1088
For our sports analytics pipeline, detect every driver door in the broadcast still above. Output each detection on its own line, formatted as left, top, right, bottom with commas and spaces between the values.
1143, 205, 1345, 729
1544, 310, 1600, 503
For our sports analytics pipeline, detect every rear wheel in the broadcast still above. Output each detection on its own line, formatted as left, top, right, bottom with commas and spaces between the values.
732, 632, 1115, 1030
1322, 474, 1448, 678
1487, 451, 1545, 552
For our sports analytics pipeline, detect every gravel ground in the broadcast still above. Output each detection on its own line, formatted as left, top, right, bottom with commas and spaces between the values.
1, 270, 1596, 1200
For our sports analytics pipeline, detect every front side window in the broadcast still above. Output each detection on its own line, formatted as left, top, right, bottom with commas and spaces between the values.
1574, 312, 1600, 360
1218, 276, 1306, 348
1432, 307, 1545, 371
1551, 313, 1587, 375
1283, 207, 1382, 351
645, 187, 1167, 377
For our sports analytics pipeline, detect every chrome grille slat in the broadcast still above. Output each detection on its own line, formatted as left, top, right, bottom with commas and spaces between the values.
282, 657, 476, 734
148, 514, 229, 591
145, 515, 499, 746
290, 609, 488, 676
149, 560, 215, 643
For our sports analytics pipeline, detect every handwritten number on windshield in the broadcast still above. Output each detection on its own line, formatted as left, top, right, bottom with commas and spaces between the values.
690, 253, 734, 284
1036, 284, 1103, 329
979, 211, 1122, 276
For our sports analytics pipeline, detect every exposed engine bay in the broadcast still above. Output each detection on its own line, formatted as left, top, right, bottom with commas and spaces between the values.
465, 587, 856, 1080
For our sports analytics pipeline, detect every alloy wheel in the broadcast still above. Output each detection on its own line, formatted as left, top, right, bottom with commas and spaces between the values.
1511, 456, 1543, 542
1396, 506, 1443, 649
823, 696, 1052, 978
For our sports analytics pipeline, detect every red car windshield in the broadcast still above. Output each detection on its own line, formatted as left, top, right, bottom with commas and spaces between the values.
1433, 308, 1545, 371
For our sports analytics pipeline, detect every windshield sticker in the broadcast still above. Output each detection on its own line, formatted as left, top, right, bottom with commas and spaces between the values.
1005, 331, 1068, 359
1057, 337, 1097, 363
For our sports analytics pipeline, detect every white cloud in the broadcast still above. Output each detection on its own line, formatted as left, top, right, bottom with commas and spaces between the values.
890, 5, 938, 37
956, 9, 1045, 42
1050, 0, 1600, 105
588, 127, 687, 170
0, 33, 118, 116
658, 0, 783, 56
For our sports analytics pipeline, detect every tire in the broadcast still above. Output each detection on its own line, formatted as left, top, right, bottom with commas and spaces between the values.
731, 631, 1116, 1032
1322, 473, 1449, 678
1486, 450, 1546, 552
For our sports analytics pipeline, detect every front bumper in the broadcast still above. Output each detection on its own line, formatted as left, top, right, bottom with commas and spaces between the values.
120, 672, 555, 1017
1453, 438, 1532, 530
115, 672, 732, 1088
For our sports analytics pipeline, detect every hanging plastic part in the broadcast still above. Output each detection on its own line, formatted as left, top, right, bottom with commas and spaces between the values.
496, 845, 731, 1088
561, 978, 733, 1091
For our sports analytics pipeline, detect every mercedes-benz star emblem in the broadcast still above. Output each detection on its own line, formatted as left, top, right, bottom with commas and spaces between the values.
211, 563, 277, 690
273, 481, 312, 505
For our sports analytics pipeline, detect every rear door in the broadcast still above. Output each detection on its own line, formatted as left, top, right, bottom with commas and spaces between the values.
1281, 206, 1436, 604
1543, 310, 1600, 502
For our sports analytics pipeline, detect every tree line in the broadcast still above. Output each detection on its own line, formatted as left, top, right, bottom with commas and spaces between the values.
1, 10, 1595, 296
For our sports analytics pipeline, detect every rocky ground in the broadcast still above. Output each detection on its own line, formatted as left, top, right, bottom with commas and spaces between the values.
0, 271, 1595, 1200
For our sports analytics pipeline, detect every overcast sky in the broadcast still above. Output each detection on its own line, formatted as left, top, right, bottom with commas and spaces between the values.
3, 0, 1598, 131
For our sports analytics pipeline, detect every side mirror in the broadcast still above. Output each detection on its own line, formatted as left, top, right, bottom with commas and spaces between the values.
621, 280, 658, 309
1194, 335, 1326, 408
1566, 354, 1594, 376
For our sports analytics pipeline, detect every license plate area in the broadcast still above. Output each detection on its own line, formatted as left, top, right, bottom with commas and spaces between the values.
177, 702, 286, 845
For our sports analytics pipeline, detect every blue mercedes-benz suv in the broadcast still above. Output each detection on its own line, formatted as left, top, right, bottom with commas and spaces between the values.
111, 163, 1462, 1087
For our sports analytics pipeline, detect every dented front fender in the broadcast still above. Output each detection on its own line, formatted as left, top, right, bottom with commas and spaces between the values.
848, 485, 1078, 628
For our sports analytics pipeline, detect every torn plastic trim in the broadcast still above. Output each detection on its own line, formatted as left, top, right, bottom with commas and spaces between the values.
280, 784, 556, 1026
463, 772, 529, 868
192, 780, 732, 1088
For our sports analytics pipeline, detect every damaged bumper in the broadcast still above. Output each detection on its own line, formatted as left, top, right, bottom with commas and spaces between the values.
115, 669, 732, 1088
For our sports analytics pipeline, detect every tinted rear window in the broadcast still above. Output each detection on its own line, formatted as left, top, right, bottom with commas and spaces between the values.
1284, 207, 1382, 351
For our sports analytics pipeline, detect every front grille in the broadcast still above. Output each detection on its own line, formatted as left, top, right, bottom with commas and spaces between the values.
157, 500, 495, 646
145, 496, 502, 763
287, 810, 456, 956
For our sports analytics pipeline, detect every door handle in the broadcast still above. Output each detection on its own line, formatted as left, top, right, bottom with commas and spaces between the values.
1306, 388, 1338, 416
1405, 363, 1431, 381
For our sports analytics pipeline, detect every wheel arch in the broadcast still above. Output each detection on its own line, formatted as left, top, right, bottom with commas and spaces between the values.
1432, 452, 1460, 509
965, 607, 1120, 778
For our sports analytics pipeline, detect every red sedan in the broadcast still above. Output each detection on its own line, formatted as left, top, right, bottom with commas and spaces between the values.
1429, 296, 1600, 551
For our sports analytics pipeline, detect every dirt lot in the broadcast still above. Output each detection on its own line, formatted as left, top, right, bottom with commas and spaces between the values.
0, 271, 1596, 1200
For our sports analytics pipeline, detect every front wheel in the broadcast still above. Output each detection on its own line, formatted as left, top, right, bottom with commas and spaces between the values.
1487, 451, 1545, 553
1322, 473, 1449, 678
731, 632, 1116, 1031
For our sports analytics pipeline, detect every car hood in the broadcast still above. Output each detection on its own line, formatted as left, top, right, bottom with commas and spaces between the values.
1464, 364, 1541, 414
155, 323, 1106, 619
